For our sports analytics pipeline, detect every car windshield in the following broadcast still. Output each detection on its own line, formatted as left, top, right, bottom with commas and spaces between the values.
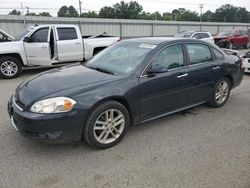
14, 29, 30, 41
86, 41, 155, 75
174, 32, 193, 38
217, 31, 234, 37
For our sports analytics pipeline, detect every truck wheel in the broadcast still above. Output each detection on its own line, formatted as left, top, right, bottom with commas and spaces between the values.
0, 56, 22, 79
226, 42, 234, 49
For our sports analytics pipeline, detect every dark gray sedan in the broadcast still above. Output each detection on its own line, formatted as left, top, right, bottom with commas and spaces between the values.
8, 38, 244, 149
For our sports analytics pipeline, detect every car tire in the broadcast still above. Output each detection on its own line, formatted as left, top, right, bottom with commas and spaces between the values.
0, 56, 22, 79
83, 101, 130, 149
208, 78, 231, 108
243, 42, 250, 49
226, 42, 234, 49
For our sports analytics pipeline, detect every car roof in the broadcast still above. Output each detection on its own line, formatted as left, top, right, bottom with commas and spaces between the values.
123, 37, 209, 45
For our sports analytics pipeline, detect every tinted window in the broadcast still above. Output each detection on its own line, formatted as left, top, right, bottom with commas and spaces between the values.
213, 48, 224, 60
57, 28, 77, 40
199, 33, 210, 38
152, 44, 184, 71
186, 44, 212, 65
30, 28, 49, 42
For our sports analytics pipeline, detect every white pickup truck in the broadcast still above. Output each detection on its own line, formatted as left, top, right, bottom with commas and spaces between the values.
0, 25, 120, 79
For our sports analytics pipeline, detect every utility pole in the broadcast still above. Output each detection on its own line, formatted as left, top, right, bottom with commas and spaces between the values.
21, 2, 24, 15
198, 4, 204, 23
79, 0, 82, 16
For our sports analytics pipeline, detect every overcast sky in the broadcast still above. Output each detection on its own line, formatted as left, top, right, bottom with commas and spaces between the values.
0, 0, 249, 16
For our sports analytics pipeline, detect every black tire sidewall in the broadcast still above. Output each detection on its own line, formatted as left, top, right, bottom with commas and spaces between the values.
0, 56, 22, 79
83, 101, 130, 149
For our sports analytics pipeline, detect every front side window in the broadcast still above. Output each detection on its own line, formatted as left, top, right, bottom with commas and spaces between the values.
186, 44, 212, 65
30, 28, 49, 43
57, 28, 77, 40
151, 44, 184, 71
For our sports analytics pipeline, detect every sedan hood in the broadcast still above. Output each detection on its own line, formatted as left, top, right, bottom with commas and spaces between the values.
16, 64, 118, 106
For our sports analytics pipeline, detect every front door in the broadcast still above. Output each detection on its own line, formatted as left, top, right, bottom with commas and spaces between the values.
139, 44, 189, 120
24, 27, 52, 66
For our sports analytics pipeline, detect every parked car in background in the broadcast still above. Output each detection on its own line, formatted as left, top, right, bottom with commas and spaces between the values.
0, 29, 14, 42
8, 38, 244, 149
214, 29, 249, 49
174, 31, 214, 43
0, 24, 120, 79
241, 51, 250, 73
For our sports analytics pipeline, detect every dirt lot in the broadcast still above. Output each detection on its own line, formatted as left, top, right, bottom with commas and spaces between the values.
0, 49, 250, 188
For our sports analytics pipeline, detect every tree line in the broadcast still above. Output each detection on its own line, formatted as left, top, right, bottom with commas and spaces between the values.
8, 1, 250, 23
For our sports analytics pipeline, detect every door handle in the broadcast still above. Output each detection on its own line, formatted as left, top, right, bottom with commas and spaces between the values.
41, 45, 48, 49
177, 73, 188, 78
212, 66, 220, 70
75, 42, 81, 44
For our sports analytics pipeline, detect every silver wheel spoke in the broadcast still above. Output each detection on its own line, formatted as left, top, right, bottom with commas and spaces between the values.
114, 118, 124, 127
101, 130, 110, 142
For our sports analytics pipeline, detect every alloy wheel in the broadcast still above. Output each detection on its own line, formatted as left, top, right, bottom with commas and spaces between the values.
93, 109, 125, 144
0, 61, 18, 77
215, 80, 229, 104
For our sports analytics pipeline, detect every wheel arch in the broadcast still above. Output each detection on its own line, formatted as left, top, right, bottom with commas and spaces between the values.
88, 96, 134, 125
224, 75, 233, 88
0, 53, 24, 66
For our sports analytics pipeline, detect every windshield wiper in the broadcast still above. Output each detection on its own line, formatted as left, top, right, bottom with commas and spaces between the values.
88, 66, 114, 75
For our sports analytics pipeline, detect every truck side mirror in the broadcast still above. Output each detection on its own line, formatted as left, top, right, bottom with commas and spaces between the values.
23, 36, 30, 43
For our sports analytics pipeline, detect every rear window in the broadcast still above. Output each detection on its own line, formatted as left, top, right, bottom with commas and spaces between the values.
57, 27, 77, 40
199, 33, 210, 39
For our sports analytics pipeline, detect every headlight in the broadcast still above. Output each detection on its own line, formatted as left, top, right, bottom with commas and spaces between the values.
30, 97, 76, 114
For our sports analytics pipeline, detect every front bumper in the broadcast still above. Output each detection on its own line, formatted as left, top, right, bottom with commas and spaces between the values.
215, 40, 228, 48
7, 96, 86, 143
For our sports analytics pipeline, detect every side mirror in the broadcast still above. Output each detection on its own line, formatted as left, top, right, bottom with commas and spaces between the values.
234, 34, 240, 37
23, 36, 30, 43
147, 66, 167, 77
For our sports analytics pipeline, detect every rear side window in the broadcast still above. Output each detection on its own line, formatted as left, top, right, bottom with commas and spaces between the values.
186, 44, 212, 65
199, 33, 210, 39
57, 28, 77, 40
152, 44, 184, 71
213, 49, 224, 60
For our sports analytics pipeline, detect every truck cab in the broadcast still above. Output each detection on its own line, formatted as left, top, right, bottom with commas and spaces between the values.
0, 24, 119, 79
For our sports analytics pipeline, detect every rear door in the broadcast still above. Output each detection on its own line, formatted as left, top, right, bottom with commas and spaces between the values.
185, 43, 221, 104
139, 44, 189, 120
56, 26, 83, 63
24, 27, 52, 66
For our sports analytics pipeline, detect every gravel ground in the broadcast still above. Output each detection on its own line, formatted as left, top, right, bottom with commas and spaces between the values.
0, 49, 250, 188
